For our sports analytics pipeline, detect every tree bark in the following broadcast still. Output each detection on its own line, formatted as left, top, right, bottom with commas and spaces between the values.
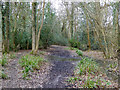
118, 2, 120, 87
86, 16, 91, 50
118, 2, 120, 48
32, 2, 37, 53
5, 2, 10, 53
1, 3, 5, 53
70, 3, 74, 38
0, 2, 2, 53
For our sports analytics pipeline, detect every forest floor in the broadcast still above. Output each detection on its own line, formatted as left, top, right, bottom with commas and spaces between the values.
1, 45, 118, 88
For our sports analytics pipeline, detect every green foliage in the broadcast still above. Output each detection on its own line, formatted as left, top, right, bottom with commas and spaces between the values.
65, 47, 78, 50
0, 71, 8, 79
39, 51, 46, 55
69, 38, 80, 48
67, 57, 112, 88
83, 76, 102, 88
76, 49, 83, 56
108, 62, 118, 69
40, 2, 68, 48
0, 54, 7, 66
9, 53, 16, 59
29, 51, 34, 55
76, 57, 99, 75
67, 77, 81, 83
19, 54, 45, 79
83, 76, 111, 88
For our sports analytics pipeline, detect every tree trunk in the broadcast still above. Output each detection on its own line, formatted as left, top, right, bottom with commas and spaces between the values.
65, 3, 71, 40
86, 17, 91, 50
118, 2, 120, 48
1, 3, 5, 53
95, 2, 109, 58
70, 2, 74, 38
0, 2, 2, 53
5, 2, 10, 53
34, 0, 45, 54
118, 2, 120, 87
32, 2, 37, 53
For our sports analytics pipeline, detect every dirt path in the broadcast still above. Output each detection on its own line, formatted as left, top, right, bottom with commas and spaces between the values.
42, 45, 80, 88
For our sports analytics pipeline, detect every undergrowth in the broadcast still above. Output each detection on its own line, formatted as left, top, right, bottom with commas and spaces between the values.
19, 54, 45, 79
9, 53, 16, 59
76, 49, 83, 56
67, 57, 112, 88
0, 53, 7, 66
65, 47, 83, 56
0, 70, 8, 79
76, 57, 99, 75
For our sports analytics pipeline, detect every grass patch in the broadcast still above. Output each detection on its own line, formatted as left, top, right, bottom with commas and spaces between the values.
76, 49, 83, 56
65, 47, 83, 56
19, 54, 46, 79
67, 57, 113, 88
39, 51, 46, 55
65, 47, 78, 50
76, 57, 99, 75
0, 54, 7, 66
0, 70, 8, 79
9, 53, 16, 59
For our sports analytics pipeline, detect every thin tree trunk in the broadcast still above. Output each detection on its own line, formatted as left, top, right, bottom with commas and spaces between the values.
118, 2, 120, 86
70, 2, 74, 38
36, 2, 42, 43
86, 17, 91, 50
34, 0, 45, 54
1, 3, 5, 53
66, 3, 71, 40
5, 2, 10, 53
32, 2, 37, 52
13, 2, 20, 51
0, 2, 2, 53
118, 2, 120, 48
95, 2, 109, 58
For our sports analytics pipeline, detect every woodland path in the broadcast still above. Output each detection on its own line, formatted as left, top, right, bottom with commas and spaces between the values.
42, 45, 81, 88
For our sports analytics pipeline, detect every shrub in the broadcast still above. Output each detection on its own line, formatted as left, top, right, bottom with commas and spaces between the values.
69, 38, 80, 48
19, 54, 45, 79
76, 50, 83, 56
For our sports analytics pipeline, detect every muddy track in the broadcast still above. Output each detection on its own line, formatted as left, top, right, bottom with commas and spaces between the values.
42, 45, 81, 88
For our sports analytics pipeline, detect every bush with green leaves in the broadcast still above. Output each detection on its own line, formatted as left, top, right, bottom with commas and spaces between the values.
76, 49, 83, 56
69, 38, 80, 48
19, 54, 45, 79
